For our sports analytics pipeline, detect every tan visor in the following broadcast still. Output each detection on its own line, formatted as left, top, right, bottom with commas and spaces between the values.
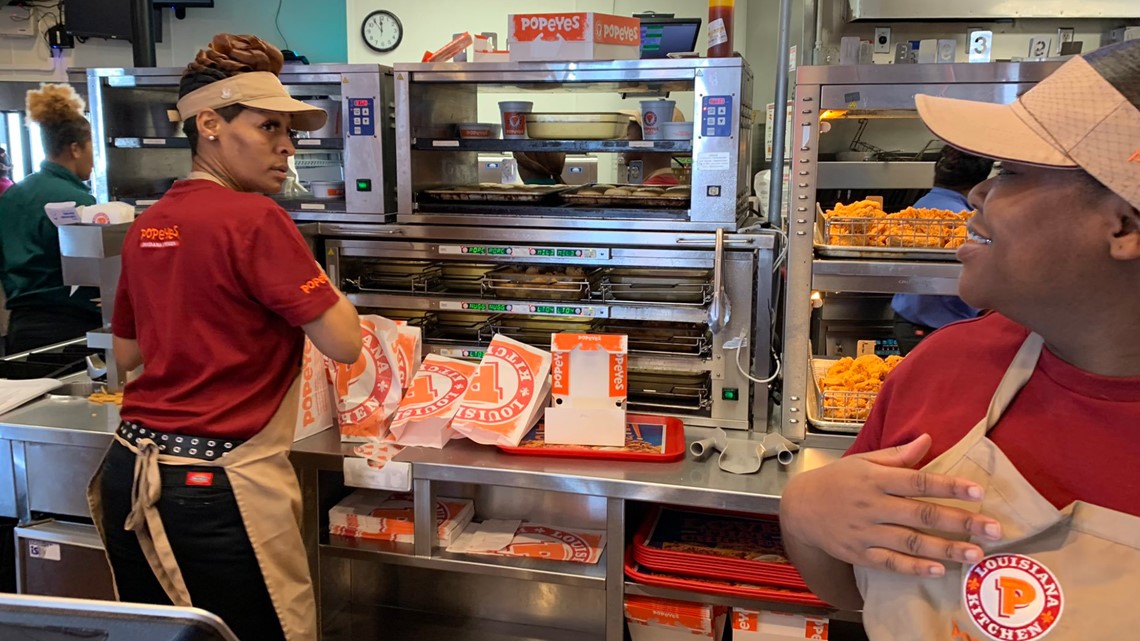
916, 55, 1140, 210
175, 71, 328, 132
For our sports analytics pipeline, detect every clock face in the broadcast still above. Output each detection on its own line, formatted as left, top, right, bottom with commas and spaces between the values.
362, 10, 402, 53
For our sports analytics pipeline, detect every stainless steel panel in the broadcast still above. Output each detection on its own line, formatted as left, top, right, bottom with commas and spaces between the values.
817, 161, 935, 190
432, 482, 607, 529
821, 82, 1038, 111
342, 68, 396, 215
15, 521, 116, 600
812, 260, 962, 295
0, 440, 15, 518
849, 0, 1138, 20
24, 443, 105, 518
796, 61, 1063, 86
321, 602, 602, 641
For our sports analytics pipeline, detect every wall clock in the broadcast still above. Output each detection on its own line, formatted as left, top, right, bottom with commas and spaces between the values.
361, 10, 403, 53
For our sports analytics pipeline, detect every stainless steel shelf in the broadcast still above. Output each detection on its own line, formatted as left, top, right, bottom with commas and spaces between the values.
109, 136, 344, 150
322, 603, 601, 641
811, 259, 961, 295
413, 139, 692, 154
397, 213, 734, 233
346, 293, 711, 324
816, 161, 935, 190
287, 211, 396, 224
425, 343, 714, 374
623, 582, 843, 619
321, 537, 606, 588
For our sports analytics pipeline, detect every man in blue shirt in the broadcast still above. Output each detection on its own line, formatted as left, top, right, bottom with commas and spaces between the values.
891, 147, 994, 354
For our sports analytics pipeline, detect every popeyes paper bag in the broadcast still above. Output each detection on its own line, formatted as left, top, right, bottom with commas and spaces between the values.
393, 321, 423, 389
294, 338, 335, 442
328, 315, 402, 442
450, 334, 552, 447
390, 354, 478, 448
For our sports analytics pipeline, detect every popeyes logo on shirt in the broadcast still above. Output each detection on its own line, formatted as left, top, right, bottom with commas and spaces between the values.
139, 225, 181, 248
300, 271, 330, 295
961, 554, 1063, 641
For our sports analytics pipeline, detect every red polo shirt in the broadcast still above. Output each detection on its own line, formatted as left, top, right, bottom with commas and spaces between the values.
112, 179, 339, 439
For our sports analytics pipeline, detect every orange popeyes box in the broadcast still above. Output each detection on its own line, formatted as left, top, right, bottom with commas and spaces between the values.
508, 12, 641, 62
294, 338, 334, 442
731, 609, 830, 640
624, 596, 726, 641
544, 333, 628, 447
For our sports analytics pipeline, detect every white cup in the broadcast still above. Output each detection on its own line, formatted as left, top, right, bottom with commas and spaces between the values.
499, 101, 533, 139
639, 99, 676, 140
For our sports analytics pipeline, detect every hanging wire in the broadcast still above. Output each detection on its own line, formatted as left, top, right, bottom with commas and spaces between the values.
274, 0, 290, 50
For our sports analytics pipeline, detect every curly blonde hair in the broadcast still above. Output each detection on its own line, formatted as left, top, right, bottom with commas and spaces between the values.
25, 83, 90, 157
179, 33, 285, 153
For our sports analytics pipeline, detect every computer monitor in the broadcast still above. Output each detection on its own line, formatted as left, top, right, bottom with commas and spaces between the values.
639, 17, 702, 59
0, 593, 240, 641
65, 0, 133, 40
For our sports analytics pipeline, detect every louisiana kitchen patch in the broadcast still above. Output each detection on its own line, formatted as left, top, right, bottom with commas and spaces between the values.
962, 553, 1063, 641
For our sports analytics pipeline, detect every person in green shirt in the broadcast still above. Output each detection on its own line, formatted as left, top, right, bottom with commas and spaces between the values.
0, 83, 99, 354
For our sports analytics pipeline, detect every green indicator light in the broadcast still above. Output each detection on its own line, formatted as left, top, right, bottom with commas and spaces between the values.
722, 388, 739, 401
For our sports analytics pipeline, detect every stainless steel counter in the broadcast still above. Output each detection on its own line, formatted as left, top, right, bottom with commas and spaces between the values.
0, 396, 121, 447
292, 426, 841, 514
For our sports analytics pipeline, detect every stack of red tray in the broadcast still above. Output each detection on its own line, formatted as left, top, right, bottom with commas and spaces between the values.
625, 506, 829, 608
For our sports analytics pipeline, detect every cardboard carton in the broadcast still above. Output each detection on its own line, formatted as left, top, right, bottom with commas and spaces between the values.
508, 12, 641, 62
544, 333, 628, 447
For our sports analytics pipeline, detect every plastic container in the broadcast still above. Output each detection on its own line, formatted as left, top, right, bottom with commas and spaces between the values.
640, 100, 676, 140
499, 101, 534, 139
455, 123, 502, 139
309, 181, 345, 199
524, 113, 630, 140
707, 0, 735, 58
660, 121, 693, 141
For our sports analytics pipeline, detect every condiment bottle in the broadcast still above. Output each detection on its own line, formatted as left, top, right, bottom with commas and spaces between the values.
707, 0, 735, 58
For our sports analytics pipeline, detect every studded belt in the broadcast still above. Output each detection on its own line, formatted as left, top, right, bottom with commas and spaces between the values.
116, 421, 244, 462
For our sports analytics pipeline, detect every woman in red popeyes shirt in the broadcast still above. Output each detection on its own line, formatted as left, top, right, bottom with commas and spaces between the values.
87, 35, 361, 641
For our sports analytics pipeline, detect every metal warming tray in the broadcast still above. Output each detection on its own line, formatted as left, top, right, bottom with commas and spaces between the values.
482, 266, 603, 301
435, 312, 496, 340
561, 184, 691, 209
806, 357, 871, 434
419, 184, 573, 204
344, 260, 442, 293
486, 316, 599, 346
603, 320, 711, 357
440, 263, 495, 294
603, 268, 713, 304
524, 112, 630, 140
628, 370, 712, 412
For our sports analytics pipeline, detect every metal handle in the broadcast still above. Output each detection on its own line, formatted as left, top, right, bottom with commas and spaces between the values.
708, 228, 732, 335
675, 236, 756, 245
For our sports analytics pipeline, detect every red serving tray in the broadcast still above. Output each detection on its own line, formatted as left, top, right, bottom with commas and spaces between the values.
631, 507, 809, 589
497, 414, 686, 462
625, 551, 830, 609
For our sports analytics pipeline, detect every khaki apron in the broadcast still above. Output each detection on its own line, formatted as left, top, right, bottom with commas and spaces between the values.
855, 333, 1140, 640
87, 374, 316, 641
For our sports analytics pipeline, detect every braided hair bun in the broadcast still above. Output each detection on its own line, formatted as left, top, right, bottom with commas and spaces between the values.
179, 34, 285, 152
26, 83, 86, 127
180, 34, 284, 97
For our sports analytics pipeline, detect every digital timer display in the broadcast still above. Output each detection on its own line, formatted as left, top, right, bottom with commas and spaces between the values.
465, 350, 485, 359
464, 246, 510, 255
465, 303, 487, 311
353, 99, 370, 107
487, 303, 510, 312
533, 305, 556, 314
532, 248, 555, 257
557, 249, 579, 257
557, 306, 580, 315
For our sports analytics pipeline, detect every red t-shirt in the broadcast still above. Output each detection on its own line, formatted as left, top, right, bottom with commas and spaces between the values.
847, 313, 1140, 517
112, 179, 339, 439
